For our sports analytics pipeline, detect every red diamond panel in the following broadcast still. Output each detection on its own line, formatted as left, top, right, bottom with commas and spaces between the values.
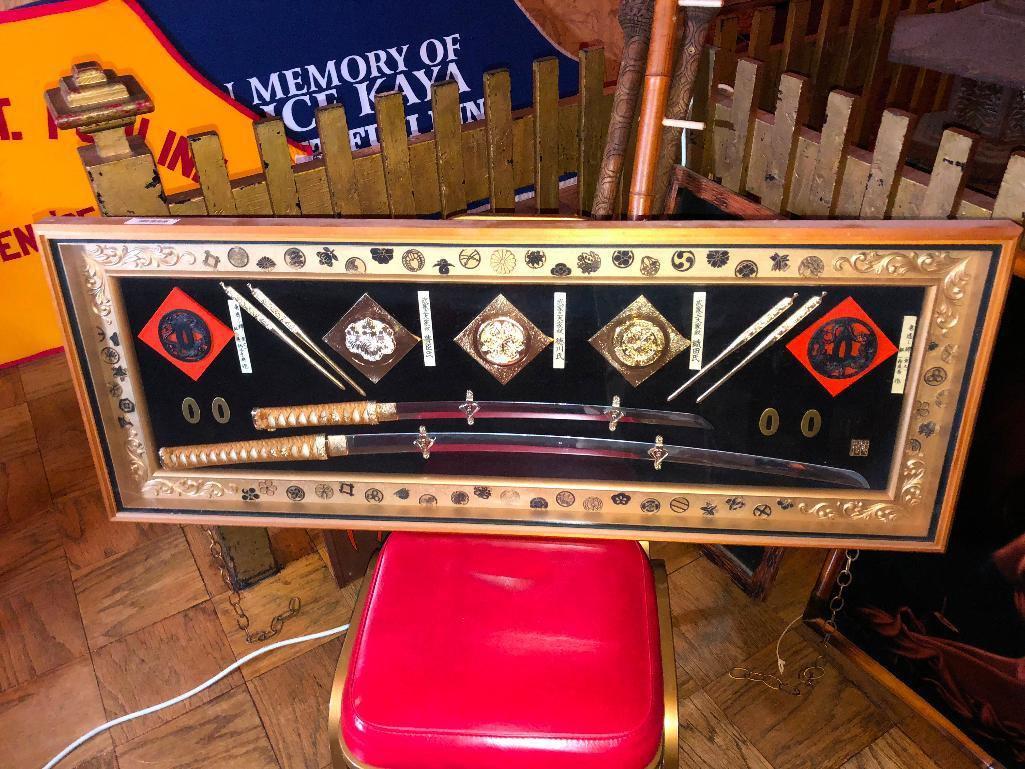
786, 296, 897, 396
137, 287, 234, 381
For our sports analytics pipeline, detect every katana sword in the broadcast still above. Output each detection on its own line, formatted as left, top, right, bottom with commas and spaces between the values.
251, 392, 712, 433
158, 429, 868, 488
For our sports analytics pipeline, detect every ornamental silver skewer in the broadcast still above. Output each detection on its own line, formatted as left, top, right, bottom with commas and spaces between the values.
696, 292, 827, 404
667, 293, 798, 401
246, 284, 367, 397
219, 282, 348, 393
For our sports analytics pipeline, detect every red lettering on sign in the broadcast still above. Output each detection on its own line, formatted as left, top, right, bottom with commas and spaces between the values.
163, 133, 198, 181
0, 98, 21, 141
0, 230, 19, 261
13, 224, 37, 256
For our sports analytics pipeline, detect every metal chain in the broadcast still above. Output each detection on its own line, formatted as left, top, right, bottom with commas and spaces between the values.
729, 549, 860, 696
205, 528, 302, 644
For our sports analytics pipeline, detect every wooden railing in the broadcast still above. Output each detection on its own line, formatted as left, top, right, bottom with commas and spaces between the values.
52, 49, 615, 221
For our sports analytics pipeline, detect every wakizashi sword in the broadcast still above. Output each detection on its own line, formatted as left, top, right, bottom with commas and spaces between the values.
250, 392, 712, 433
158, 429, 869, 488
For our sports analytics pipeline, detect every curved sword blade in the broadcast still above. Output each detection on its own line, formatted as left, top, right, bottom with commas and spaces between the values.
342, 431, 868, 488
399, 401, 712, 430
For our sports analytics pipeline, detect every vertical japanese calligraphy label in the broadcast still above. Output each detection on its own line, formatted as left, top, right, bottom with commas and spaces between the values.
891, 315, 918, 394
417, 290, 437, 366
553, 291, 567, 369
227, 299, 253, 374
689, 292, 706, 370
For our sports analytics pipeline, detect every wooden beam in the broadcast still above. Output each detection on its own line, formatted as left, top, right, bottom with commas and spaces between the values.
483, 69, 515, 212
578, 46, 607, 216
253, 118, 300, 215
431, 80, 467, 218
374, 90, 416, 216
718, 57, 763, 194
801, 90, 858, 216
316, 104, 362, 215
533, 56, 560, 213
858, 108, 916, 218
188, 132, 232, 215
759, 73, 810, 213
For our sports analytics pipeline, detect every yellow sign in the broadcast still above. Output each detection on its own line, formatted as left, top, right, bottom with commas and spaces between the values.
0, 0, 300, 367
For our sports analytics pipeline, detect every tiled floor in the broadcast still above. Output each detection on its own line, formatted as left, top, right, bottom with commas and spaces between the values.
0, 354, 986, 769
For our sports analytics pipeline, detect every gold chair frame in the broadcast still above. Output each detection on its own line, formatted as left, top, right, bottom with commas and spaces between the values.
328, 551, 679, 769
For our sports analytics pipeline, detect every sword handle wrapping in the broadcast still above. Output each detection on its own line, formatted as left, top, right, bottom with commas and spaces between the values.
251, 401, 397, 431
159, 434, 332, 470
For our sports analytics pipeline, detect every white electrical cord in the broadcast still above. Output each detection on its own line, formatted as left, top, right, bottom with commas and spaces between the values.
41, 623, 349, 769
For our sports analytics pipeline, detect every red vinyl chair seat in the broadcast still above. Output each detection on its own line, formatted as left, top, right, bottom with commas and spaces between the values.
339, 532, 665, 769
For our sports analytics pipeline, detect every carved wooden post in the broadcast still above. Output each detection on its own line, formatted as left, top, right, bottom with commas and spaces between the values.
44, 61, 168, 216
45, 62, 282, 595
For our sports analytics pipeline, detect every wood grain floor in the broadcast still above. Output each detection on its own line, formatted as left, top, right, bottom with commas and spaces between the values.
0, 354, 988, 769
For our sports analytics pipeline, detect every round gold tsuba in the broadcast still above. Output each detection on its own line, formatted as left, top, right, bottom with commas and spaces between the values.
475, 316, 528, 367
611, 318, 667, 368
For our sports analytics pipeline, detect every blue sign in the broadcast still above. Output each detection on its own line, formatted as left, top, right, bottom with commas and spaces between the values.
137, 0, 579, 151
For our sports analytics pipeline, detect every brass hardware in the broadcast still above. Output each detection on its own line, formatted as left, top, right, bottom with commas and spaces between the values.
459, 390, 480, 425
648, 435, 669, 470
758, 407, 780, 436
414, 426, 435, 459
182, 397, 201, 424
212, 397, 231, 424
801, 409, 822, 438
607, 395, 625, 431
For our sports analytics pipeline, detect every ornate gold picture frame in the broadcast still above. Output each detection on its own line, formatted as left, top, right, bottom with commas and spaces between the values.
37, 217, 1018, 551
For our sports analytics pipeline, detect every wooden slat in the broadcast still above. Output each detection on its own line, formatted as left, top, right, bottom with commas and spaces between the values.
166, 192, 207, 216
835, 0, 869, 91
885, 0, 929, 109
759, 73, 810, 213
461, 124, 489, 205
853, 0, 901, 145
578, 46, 607, 216
747, 6, 775, 63
512, 111, 534, 190
780, 0, 811, 75
352, 152, 390, 215
688, 46, 717, 177
712, 16, 739, 93
993, 151, 1025, 222
808, 0, 843, 124
558, 99, 580, 177
187, 132, 233, 215
858, 108, 915, 218
431, 80, 467, 218
914, 128, 976, 217
930, 0, 958, 112
231, 173, 273, 215
533, 56, 560, 213
801, 89, 857, 216
293, 160, 333, 215
374, 91, 416, 216
252, 118, 300, 215
315, 105, 362, 215
483, 69, 515, 211
718, 58, 763, 194
408, 139, 441, 215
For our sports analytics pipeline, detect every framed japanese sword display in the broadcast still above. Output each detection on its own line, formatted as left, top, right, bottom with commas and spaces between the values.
37, 217, 1018, 550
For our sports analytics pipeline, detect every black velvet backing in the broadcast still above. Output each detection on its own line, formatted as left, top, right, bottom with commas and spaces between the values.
120, 276, 925, 490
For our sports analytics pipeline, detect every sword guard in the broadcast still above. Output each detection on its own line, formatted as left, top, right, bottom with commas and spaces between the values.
606, 396, 624, 432
414, 425, 435, 459
648, 435, 668, 470
459, 390, 480, 426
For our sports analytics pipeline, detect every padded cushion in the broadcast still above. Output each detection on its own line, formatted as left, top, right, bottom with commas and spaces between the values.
341, 532, 664, 769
